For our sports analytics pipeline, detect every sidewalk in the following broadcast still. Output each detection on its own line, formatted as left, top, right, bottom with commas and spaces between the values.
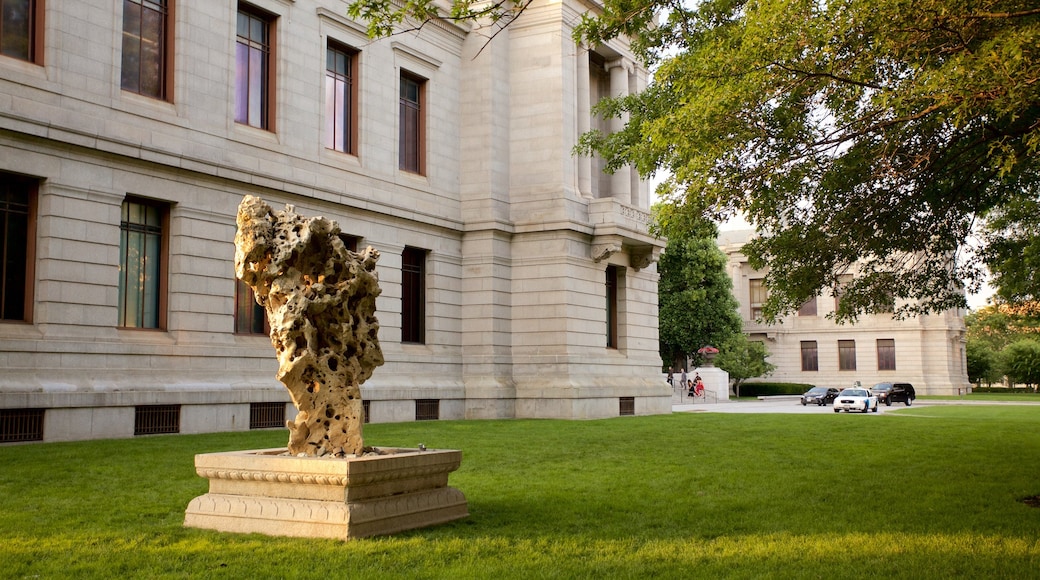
671, 396, 1040, 414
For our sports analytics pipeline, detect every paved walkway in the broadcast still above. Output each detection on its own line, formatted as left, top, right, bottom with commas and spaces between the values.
672, 396, 1040, 414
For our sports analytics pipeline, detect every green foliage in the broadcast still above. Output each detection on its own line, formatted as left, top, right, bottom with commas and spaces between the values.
967, 340, 1002, 386
737, 382, 816, 396
965, 301, 1040, 386
573, 0, 1040, 321
969, 386, 1038, 394
714, 333, 777, 395
655, 205, 742, 369
3, 412, 1040, 577
346, 0, 532, 38
966, 302, 1040, 350
1000, 339, 1040, 391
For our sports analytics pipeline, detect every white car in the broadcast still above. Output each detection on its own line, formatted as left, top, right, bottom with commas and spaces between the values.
832, 388, 879, 413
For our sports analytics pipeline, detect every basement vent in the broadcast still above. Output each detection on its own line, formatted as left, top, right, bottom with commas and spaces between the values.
416, 399, 440, 421
619, 397, 635, 416
249, 402, 285, 430
134, 405, 180, 436
0, 408, 45, 443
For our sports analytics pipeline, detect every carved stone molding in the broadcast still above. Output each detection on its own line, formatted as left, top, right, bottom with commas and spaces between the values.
631, 247, 660, 271
592, 243, 622, 262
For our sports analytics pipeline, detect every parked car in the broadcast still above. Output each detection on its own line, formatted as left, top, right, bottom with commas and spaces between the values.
833, 388, 878, 413
801, 386, 840, 406
870, 382, 917, 406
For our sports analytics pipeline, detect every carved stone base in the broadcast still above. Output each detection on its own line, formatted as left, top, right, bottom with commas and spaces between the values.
184, 447, 468, 540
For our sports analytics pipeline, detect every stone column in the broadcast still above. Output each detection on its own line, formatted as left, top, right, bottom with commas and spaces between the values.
630, 67, 647, 208
576, 45, 592, 198
607, 58, 631, 202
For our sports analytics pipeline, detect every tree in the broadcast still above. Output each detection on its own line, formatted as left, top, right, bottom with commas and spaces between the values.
655, 205, 742, 371
966, 301, 1040, 351
966, 341, 1001, 386
574, 0, 1040, 321
965, 300, 1040, 385
1000, 339, 1040, 391
350, 0, 1040, 317
714, 333, 776, 397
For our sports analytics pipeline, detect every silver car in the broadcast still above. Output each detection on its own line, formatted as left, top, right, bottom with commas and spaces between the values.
833, 388, 879, 413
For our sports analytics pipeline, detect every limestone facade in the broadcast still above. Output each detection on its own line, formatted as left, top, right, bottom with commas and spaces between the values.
0, 0, 668, 443
719, 231, 971, 395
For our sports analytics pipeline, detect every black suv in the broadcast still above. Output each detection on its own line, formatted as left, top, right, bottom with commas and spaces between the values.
870, 382, 916, 406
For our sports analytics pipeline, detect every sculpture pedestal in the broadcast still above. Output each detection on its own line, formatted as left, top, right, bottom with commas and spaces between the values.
184, 447, 468, 540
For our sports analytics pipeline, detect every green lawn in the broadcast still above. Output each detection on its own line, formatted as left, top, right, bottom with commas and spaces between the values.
2, 406, 1039, 578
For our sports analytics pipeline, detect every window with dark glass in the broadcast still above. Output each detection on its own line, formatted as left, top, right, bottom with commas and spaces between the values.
749, 278, 767, 319
877, 338, 896, 371
798, 296, 817, 316
833, 273, 853, 313
401, 246, 426, 344
838, 339, 857, 371
606, 265, 618, 348
121, 0, 169, 100
800, 341, 819, 372
235, 5, 272, 129
325, 41, 357, 154
338, 233, 359, 252
118, 197, 167, 329
0, 0, 42, 64
0, 173, 35, 322
234, 278, 267, 334
399, 72, 424, 173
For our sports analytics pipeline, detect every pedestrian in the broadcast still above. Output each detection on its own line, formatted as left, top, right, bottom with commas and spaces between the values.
667, 368, 674, 387
680, 368, 687, 389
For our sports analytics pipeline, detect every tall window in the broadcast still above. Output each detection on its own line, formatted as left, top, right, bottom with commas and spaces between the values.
749, 278, 767, 319
877, 338, 896, 371
234, 279, 267, 334
399, 72, 424, 174
606, 265, 618, 348
800, 341, 819, 371
834, 273, 853, 313
121, 0, 170, 100
118, 198, 167, 329
838, 339, 857, 371
235, 5, 272, 130
798, 296, 817, 316
0, 0, 42, 64
1, 173, 35, 322
325, 42, 357, 154
401, 246, 426, 344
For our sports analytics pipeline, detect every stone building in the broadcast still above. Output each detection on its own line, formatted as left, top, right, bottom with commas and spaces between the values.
719, 230, 971, 395
0, 0, 668, 443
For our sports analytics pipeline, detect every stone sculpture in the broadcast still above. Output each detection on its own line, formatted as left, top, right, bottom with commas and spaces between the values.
234, 195, 383, 457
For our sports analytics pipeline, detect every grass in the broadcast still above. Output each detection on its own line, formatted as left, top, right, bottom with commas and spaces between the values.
924, 392, 1040, 402
1, 407, 1039, 578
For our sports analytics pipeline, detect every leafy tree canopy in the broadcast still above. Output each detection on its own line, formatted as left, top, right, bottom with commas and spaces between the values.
349, 0, 1040, 320
714, 333, 777, 396
1000, 339, 1040, 390
575, 0, 1040, 322
965, 301, 1040, 351
655, 204, 743, 370
966, 340, 1001, 385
